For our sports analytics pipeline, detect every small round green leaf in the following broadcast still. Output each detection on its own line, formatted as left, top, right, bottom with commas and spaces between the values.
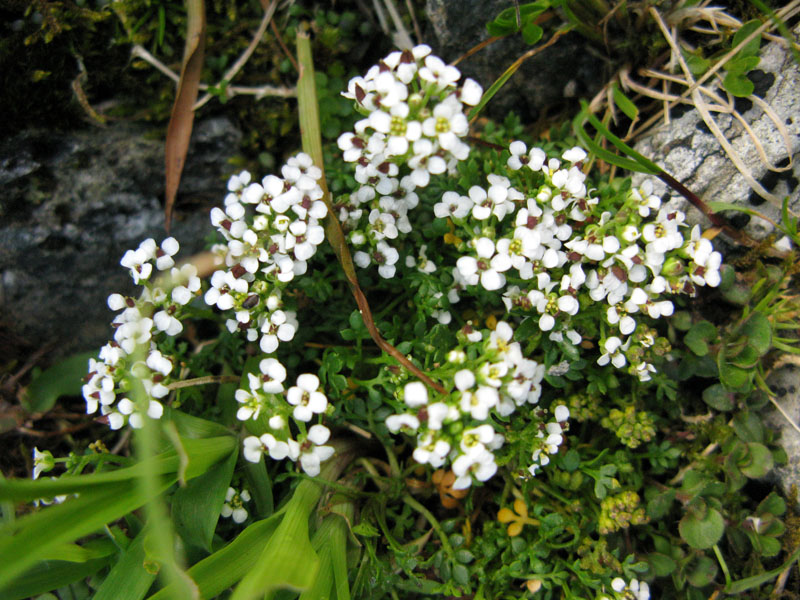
738, 442, 774, 479
686, 554, 718, 587
679, 507, 725, 549
702, 384, 735, 411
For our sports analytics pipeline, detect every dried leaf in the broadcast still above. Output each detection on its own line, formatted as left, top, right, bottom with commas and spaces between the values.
164, 0, 206, 232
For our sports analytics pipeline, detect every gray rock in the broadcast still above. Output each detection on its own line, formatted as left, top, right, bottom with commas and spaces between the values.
0, 117, 242, 361
633, 29, 800, 242
764, 363, 800, 504
425, 0, 607, 120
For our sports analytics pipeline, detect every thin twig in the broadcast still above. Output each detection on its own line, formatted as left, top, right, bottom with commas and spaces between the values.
404, 0, 422, 44
271, 19, 298, 72
131, 44, 295, 100
195, 0, 279, 109
768, 395, 800, 435
381, 0, 413, 49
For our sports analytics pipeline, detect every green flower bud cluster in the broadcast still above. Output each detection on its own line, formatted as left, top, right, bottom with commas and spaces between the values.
598, 491, 648, 534
577, 536, 622, 575
566, 392, 605, 423
601, 405, 656, 449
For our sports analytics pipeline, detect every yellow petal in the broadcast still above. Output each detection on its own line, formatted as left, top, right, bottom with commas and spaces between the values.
508, 521, 523, 537
497, 508, 516, 523
514, 499, 528, 518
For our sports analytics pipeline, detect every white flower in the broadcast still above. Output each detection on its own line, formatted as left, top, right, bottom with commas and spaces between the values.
33, 447, 55, 480
459, 78, 483, 105
258, 358, 287, 393
404, 381, 428, 407
299, 425, 335, 477
220, 487, 251, 524
386, 413, 420, 432
287, 374, 327, 422
155, 237, 179, 271
418, 55, 461, 90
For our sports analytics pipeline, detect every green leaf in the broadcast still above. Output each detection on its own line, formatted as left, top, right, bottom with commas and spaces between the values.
0, 557, 112, 600
686, 554, 718, 587
172, 444, 238, 551
679, 506, 725, 549
718, 361, 752, 392
738, 442, 774, 478
611, 84, 639, 121
453, 563, 470, 586
94, 529, 156, 600
757, 492, 786, 516
647, 552, 677, 577
0, 478, 174, 591
702, 384, 735, 411
351, 521, 380, 537
243, 457, 273, 519
0, 436, 236, 502
726, 55, 760, 76
733, 411, 764, 443
731, 20, 762, 58
684, 52, 710, 76
559, 449, 580, 472
21, 351, 96, 413
722, 72, 754, 97
146, 514, 283, 600
684, 321, 717, 356
168, 408, 232, 439
231, 481, 322, 600
521, 23, 543, 45
739, 311, 772, 356
646, 489, 675, 519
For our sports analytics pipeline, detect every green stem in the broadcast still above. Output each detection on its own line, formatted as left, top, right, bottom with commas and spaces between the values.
713, 543, 732, 589
402, 494, 454, 558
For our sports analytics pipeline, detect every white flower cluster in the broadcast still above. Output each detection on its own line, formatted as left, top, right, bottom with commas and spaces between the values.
336, 45, 482, 278
600, 577, 650, 600
446, 142, 722, 381
238, 360, 334, 477
206, 153, 326, 354
243, 422, 334, 478
83, 238, 200, 429
385, 321, 568, 489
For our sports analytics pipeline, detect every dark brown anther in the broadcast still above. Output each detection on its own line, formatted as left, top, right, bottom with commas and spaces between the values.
378, 162, 391, 174
301, 196, 312, 209
358, 156, 369, 167
378, 59, 390, 73
168, 305, 177, 315
555, 214, 566, 225
126, 297, 136, 308
269, 243, 279, 254
221, 219, 232, 231
355, 84, 366, 104
611, 265, 627, 282
152, 374, 164, 383
352, 136, 365, 148
667, 212, 677, 220
400, 49, 414, 63
243, 294, 260, 309
568, 251, 581, 262
417, 407, 428, 422
231, 264, 247, 279
527, 216, 539, 229
631, 255, 643, 265
156, 248, 165, 258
